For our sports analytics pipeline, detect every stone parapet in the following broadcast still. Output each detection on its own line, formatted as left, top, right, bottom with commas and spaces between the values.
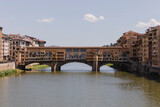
0, 62, 15, 71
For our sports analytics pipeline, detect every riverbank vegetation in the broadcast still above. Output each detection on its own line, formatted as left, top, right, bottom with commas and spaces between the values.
26, 64, 49, 70
106, 63, 114, 67
0, 69, 23, 77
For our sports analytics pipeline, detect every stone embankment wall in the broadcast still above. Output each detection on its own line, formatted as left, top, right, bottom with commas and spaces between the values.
113, 62, 160, 80
130, 62, 160, 76
0, 62, 15, 71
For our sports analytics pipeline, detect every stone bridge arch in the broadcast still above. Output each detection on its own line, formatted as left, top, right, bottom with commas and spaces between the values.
19, 60, 94, 72
58, 61, 93, 71
58, 60, 93, 67
16, 61, 54, 70
98, 61, 130, 71
48, 60, 94, 72
17, 60, 130, 72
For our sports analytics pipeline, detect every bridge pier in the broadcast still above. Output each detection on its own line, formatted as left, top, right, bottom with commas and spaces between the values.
16, 65, 26, 71
92, 61, 100, 72
51, 62, 61, 72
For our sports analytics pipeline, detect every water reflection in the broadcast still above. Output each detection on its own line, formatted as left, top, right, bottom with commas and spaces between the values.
114, 71, 160, 106
0, 63, 160, 107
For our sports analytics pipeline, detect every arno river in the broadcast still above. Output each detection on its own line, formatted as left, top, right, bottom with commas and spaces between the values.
0, 63, 160, 107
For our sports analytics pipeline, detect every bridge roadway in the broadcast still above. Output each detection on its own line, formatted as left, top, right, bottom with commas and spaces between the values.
15, 47, 130, 72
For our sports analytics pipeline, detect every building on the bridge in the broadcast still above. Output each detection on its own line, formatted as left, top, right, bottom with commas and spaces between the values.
14, 47, 130, 72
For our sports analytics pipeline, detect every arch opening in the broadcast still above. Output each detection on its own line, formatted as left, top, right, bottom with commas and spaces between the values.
99, 62, 116, 73
61, 62, 92, 72
26, 63, 40, 68
25, 62, 50, 71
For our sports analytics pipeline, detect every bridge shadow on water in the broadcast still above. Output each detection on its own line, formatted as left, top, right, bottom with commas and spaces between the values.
37, 62, 116, 73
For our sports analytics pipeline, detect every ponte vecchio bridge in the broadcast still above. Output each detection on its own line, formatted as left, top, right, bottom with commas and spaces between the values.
15, 47, 130, 72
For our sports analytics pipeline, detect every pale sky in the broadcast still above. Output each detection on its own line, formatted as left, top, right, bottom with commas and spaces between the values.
0, 0, 160, 46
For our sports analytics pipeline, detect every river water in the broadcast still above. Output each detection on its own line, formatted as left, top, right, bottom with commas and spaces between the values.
0, 63, 160, 107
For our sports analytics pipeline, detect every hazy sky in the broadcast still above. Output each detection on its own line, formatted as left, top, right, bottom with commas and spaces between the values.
0, 0, 160, 46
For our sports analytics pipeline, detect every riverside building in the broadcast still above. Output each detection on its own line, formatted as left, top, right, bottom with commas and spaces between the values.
0, 27, 11, 62
0, 27, 3, 62
9, 34, 46, 61
2, 34, 11, 62
0, 26, 46, 62
116, 30, 144, 61
145, 26, 160, 67
118, 26, 160, 68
